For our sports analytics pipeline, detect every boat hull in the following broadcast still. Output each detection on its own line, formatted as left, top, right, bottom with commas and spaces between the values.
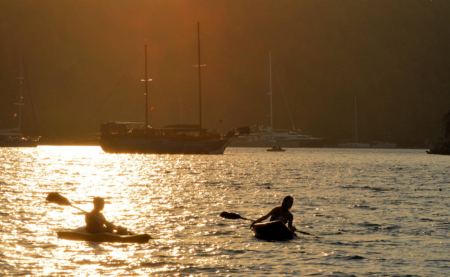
297, 138, 327, 148
370, 141, 397, 148
100, 137, 235, 154
338, 142, 397, 148
337, 142, 371, 148
57, 227, 151, 243
0, 141, 38, 147
230, 138, 326, 148
251, 221, 294, 241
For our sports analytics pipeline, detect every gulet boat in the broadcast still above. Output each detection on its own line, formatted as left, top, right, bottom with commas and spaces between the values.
100, 23, 248, 154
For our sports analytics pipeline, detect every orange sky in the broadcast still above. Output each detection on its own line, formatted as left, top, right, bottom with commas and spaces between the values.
1, 0, 449, 146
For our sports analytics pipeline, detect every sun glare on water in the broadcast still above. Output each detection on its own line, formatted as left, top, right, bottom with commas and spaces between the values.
1, 147, 449, 276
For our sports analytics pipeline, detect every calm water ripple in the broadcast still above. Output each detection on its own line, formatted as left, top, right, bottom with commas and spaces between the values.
0, 146, 449, 276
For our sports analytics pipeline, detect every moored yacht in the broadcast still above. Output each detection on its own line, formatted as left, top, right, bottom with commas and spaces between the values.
0, 128, 39, 147
337, 140, 370, 148
0, 52, 40, 147
370, 141, 397, 148
229, 51, 326, 148
230, 126, 326, 148
337, 95, 370, 148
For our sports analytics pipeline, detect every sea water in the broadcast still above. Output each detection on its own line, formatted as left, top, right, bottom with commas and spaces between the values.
0, 146, 449, 276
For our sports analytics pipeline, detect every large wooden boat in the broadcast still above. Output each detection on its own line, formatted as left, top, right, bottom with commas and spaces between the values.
100, 23, 247, 154
100, 122, 241, 154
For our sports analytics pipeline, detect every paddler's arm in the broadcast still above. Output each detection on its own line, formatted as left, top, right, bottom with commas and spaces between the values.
87, 212, 113, 228
250, 207, 279, 228
287, 212, 296, 232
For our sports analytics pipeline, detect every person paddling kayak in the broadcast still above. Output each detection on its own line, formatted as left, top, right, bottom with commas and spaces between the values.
250, 195, 297, 233
85, 197, 128, 234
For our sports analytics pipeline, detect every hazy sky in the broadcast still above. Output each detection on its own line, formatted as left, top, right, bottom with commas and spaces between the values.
1, 0, 449, 146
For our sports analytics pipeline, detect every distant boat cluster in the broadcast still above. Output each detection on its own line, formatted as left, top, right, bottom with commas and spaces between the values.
1, 26, 398, 152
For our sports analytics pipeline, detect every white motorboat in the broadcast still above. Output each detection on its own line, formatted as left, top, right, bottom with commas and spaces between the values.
230, 51, 326, 148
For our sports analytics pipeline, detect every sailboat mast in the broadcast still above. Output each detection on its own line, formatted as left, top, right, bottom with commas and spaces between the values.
197, 22, 202, 129
269, 51, 273, 141
18, 51, 23, 133
180, 97, 183, 124
144, 43, 148, 130
354, 95, 357, 144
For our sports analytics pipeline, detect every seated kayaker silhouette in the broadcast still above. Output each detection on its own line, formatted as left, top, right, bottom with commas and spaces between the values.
250, 195, 297, 233
85, 197, 128, 235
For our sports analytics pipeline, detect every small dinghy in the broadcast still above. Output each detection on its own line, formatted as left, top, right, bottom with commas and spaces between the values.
267, 145, 285, 152
56, 227, 152, 243
251, 220, 294, 241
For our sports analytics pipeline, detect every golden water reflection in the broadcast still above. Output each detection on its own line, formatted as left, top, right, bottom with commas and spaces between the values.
1, 146, 449, 275
2, 146, 248, 275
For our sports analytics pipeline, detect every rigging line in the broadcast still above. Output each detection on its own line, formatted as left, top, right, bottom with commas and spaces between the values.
51, 72, 128, 142
37, 73, 127, 143
272, 61, 296, 132
22, 58, 40, 135
0, 82, 14, 106
66, 74, 128, 142
93, 74, 127, 117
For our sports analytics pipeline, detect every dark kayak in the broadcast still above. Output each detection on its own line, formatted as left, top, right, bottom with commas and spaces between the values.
56, 227, 152, 243
251, 220, 294, 241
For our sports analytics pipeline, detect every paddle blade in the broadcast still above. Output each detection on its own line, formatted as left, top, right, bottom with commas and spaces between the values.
296, 230, 320, 238
219, 211, 242, 220
46, 192, 71, 206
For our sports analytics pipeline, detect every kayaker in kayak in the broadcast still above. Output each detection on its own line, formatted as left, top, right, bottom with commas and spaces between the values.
250, 195, 297, 232
85, 197, 127, 234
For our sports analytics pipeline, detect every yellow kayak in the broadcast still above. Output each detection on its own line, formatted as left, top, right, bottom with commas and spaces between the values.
56, 227, 151, 243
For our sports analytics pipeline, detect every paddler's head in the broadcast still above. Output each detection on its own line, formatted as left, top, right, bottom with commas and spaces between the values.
93, 197, 105, 211
281, 195, 294, 210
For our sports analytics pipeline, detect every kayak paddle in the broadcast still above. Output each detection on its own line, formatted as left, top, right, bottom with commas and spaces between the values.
220, 211, 320, 238
46, 192, 135, 235
220, 211, 253, 221
46, 192, 88, 212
